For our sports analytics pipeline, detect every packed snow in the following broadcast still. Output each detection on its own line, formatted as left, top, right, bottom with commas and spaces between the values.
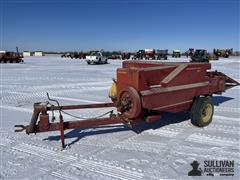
0, 56, 239, 179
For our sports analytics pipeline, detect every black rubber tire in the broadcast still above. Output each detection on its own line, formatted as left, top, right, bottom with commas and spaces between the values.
190, 97, 214, 127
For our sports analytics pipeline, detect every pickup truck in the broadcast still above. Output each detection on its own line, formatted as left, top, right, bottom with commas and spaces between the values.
86, 51, 108, 64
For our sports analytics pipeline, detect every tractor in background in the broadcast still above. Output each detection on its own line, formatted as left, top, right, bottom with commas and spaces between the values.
191, 49, 209, 62
191, 49, 219, 62
133, 50, 145, 60
0, 47, 23, 63
185, 48, 194, 58
121, 52, 131, 60
172, 50, 181, 58
107, 51, 122, 60
133, 49, 156, 60
213, 48, 233, 58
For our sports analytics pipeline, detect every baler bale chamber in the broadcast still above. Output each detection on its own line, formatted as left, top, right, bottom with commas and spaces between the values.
15, 61, 239, 148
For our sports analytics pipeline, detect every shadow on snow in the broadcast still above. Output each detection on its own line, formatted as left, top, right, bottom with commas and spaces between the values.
44, 95, 233, 147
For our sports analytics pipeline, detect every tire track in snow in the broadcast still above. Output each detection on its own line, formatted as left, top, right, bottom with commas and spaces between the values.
70, 159, 143, 180
174, 145, 240, 160
2, 86, 110, 104
213, 115, 239, 122
12, 143, 77, 164
214, 106, 240, 113
10, 142, 143, 180
2, 81, 111, 92
0, 105, 33, 113
186, 133, 239, 147
114, 139, 166, 154
204, 124, 240, 135
50, 171, 77, 180
0, 137, 13, 146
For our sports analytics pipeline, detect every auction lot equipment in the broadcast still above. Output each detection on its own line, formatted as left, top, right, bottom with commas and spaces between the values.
185, 48, 194, 58
86, 51, 108, 64
133, 50, 145, 60
191, 49, 219, 62
172, 50, 181, 58
0, 47, 23, 63
191, 49, 210, 62
156, 49, 168, 60
144, 49, 156, 60
121, 52, 131, 60
15, 61, 239, 148
213, 48, 233, 58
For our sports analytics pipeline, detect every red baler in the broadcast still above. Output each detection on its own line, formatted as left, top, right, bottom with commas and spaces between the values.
15, 61, 239, 148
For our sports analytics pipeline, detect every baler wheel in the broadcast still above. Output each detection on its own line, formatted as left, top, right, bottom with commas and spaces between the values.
190, 97, 214, 127
118, 87, 142, 119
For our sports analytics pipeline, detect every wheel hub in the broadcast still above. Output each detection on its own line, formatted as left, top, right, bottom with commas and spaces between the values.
202, 104, 213, 123
118, 87, 142, 119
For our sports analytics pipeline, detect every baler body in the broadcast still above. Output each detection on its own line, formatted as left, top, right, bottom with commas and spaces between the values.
116, 61, 234, 114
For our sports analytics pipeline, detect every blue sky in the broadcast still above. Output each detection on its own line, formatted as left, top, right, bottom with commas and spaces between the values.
0, 0, 239, 52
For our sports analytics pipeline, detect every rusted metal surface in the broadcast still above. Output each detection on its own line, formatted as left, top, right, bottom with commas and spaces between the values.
28, 116, 122, 133
15, 60, 239, 148
118, 87, 142, 119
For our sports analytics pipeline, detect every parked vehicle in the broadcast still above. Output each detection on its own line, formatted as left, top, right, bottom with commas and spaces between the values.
191, 49, 219, 62
172, 50, 181, 58
144, 49, 155, 60
86, 51, 108, 64
0, 47, 23, 63
107, 51, 122, 60
61, 52, 73, 58
133, 50, 145, 60
191, 49, 210, 62
61, 53, 67, 58
155, 49, 168, 60
133, 49, 156, 60
213, 48, 233, 58
185, 48, 194, 58
121, 52, 131, 60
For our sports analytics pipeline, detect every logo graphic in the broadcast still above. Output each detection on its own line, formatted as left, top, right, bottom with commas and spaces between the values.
188, 161, 202, 176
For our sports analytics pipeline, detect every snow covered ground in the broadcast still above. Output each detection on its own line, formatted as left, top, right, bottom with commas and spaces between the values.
0, 56, 239, 180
